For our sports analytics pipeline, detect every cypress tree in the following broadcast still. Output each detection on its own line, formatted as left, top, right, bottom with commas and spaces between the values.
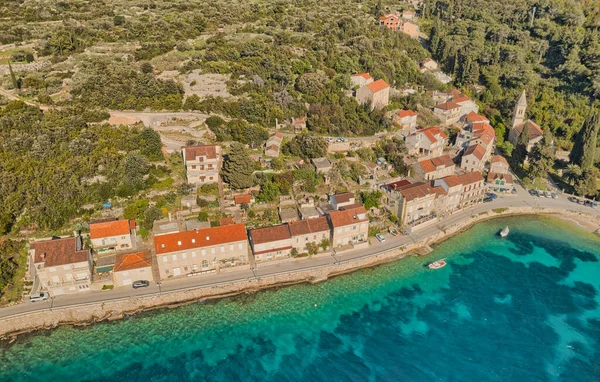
570, 110, 599, 170
512, 124, 530, 165
8, 61, 18, 90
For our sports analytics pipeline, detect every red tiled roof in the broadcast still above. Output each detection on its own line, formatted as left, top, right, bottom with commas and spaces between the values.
465, 112, 489, 124
440, 175, 462, 188
113, 251, 152, 272
487, 172, 513, 184
30, 237, 89, 267
463, 144, 486, 161
352, 72, 372, 80
491, 155, 509, 165
457, 171, 483, 186
328, 206, 368, 227
288, 216, 330, 236
184, 145, 219, 160
453, 95, 470, 103
90, 220, 131, 239
154, 223, 247, 255
448, 89, 463, 98
366, 79, 389, 93
398, 110, 417, 118
420, 126, 448, 142
435, 101, 461, 111
423, 58, 436, 64
385, 179, 412, 190
398, 182, 446, 202
332, 192, 354, 204
418, 154, 454, 173
514, 120, 544, 139
234, 195, 252, 205
272, 132, 283, 139
250, 224, 291, 244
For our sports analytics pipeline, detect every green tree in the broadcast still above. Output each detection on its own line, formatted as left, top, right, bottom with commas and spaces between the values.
512, 125, 530, 165
222, 143, 255, 189
139, 128, 163, 160
256, 181, 280, 202
527, 132, 555, 179
306, 242, 319, 256
319, 238, 331, 252
574, 169, 597, 197
284, 133, 328, 159
563, 164, 582, 185
570, 110, 600, 170
361, 190, 382, 210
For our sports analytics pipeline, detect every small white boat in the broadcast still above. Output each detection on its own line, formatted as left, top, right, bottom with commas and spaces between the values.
499, 226, 509, 238
428, 259, 447, 270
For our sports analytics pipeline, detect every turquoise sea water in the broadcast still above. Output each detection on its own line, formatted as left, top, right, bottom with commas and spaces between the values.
1, 216, 600, 381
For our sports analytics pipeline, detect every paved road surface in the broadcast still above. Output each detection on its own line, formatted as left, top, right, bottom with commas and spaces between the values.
1, 184, 597, 320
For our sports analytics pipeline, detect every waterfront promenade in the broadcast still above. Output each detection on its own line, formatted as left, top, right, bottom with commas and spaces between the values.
1, 184, 599, 331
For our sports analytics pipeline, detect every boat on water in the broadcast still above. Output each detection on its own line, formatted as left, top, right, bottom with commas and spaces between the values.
499, 226, 510, 238
428, 259, 446, 270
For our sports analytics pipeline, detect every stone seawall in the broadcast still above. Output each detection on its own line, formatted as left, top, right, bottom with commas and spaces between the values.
1, 206, 598, 340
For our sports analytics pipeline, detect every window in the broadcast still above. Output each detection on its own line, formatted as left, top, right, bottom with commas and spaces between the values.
192, 239, 196, 244
238, 243, 243, 249
202, 260, 208, 268
192, 251, 196, 257
177, 241, 182, 246
161, 244, 165, 249
211, 248, 216, 254
172, 254, 177, 261
163, 257, 167, 263
201, 249, 206, 255
220, 246, 225, 253
182, 253, 187, 259
229, 245, 234, 251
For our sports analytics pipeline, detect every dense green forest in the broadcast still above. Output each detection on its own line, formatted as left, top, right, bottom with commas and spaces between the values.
0, 101, 164, 234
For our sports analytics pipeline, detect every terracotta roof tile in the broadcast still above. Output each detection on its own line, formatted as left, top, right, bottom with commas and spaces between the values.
332, 192, 354, 204
288, 217, 330, 236
514, 120, 544, 139
184, 145, 219, 160
457, 171, 483, 185
328, 206, 368, 227
463, 144, 486, 161
419, 154, 454, 173
30, 237, 89, 267
366, 79, 390, 93
113, 251, 152, 272
397, 182, 446, 202
435, 101, 461, 111
398, 110, 417, 118
219, 217, 235, 226
487, 172, 513, 184
491, 155, 509, 165
154, 223, 247, 255
249, 224, 291, 244
90, 220, 131, 239
385, 179, 412, 190
465, 112, 489, 124
234, 195, 252, 205
352, 73, 372, 80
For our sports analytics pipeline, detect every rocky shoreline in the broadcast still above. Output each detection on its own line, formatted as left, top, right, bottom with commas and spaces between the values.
1, 207, 598, 343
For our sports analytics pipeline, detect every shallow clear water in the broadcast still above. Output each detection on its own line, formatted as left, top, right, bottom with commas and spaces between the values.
1, 216, 599, 381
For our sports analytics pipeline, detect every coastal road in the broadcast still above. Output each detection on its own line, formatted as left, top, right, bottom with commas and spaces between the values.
1, 187, 598, 320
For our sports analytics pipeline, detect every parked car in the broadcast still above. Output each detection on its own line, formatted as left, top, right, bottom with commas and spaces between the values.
529, 189, 537, 196
592, 201, 598, 209
544, 191, 552, 198
584, 200, 593, 207
132, 280, 150, 289
375, 233, 386, 242
551, 192, 558, 199
29, 292, 49, 302
483, 197, 494, 203
568, 197, 577, 203
511, 188, 517, 194
388, 227, 398, 236
578, 198, 585, 205
485, 192, 497, 200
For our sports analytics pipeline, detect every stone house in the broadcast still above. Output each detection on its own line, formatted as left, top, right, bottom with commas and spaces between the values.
288, 217, 331, 254
89, 219, 134, 253
460, 144, 486, 172
435, 172, 485, 210
490, 155, 510, 174
112, 251, 153, 288
402, 9, 415, 20
330, 192, 356, 210
265, 133, 283, 157
405, 126, 448, 158
422, 58, 438, 71
350, 73, 374, 88
434, 101, 462, 126
415, 154, 455, 181
29, 236, 93, 296
182, 145, 222, 185
327, 206, 369, 248
154, 224, 249, 279
356, 79, 390, 111
394, 110, 418, 130
487, 172, 514, 191
291, 117, 306, 131
249, 224, 293, 262
385, 182, 446, 227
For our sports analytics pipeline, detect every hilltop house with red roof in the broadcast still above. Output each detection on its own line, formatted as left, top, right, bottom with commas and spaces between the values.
154, 223, 249, 279
330, 192, 357, 210
350, 73, 374, 88
394, 109, 418, 130
89, 219, 134, 252
415, 154, 455, 180
29, 236, 93, 296
434, 171, 485, 211
402, 9, 415, 20
288, 217, 331, 254
182, 145, 222, 185
381, 180, 446, 228
487, 172, 514, 192
421, 58, 438, 71
508, 90, 544, 152
356, 79, 390, 111
379, 13, 420, 38
248, 224, 293, 261
112, 251, 153, 287
405, 126, 448, 158
460, 144, 487, 172
265, 132, 283, 157
327, 205, 369, 248
290, 117, 306, 131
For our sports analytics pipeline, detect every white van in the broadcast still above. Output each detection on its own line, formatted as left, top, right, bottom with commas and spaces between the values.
29, 292, 50, 302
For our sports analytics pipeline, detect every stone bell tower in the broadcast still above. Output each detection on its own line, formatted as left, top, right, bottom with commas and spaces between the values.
511, 90, 527, 129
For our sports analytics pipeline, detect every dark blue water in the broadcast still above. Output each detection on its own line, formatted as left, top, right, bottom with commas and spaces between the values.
1, 216, 599, 381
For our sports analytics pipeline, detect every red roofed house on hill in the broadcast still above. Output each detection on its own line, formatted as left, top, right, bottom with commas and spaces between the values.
405, 126, 448, 158
248, 224, 293, 262
434, 171, 485, 211
379, 13, 420, 38
434, 101, 462, 126
154, 223, 249, 279
288, 216, 331, 254
29, 236, 93, 296
381, 180, 446, 228
394, 110, 418, 130
356, 79, 390, 111
415, 154, 455, 181
508, 90, 544, 152
460, 144, 487, 172
90, 219, 134, 253
487, 172, 514, 192
182, 145, 222, 186
265, 133, 283, 157
330, 192, 356, 210
350, 73, 374, 88
490, 155, 510, 174
327, 205, 369, 249
112, 251, 153, 287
